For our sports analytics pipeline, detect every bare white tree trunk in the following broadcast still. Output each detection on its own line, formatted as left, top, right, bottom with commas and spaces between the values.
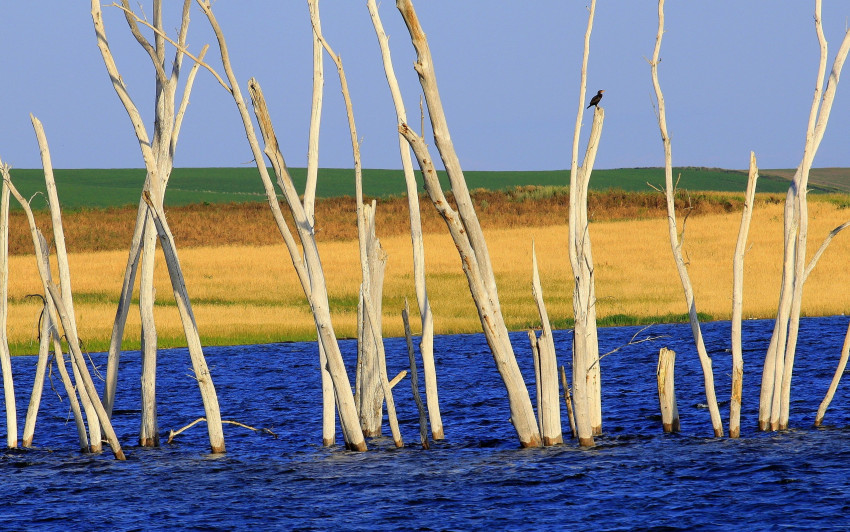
139, 224, 159, 447
0, 173, 15, 449
367, 0, 442, 440
530, 244, 562, 446
657, 348, 679, 433
759, 1, 850, 430
568, 0, 603, 443
730, 152, 759, 438
402, 300, 430, 449
649, 0, 723, 437
93, 0, 224, 453
194, 0, 366, 450
396, 0, 540, 448
22, 299, 50, 448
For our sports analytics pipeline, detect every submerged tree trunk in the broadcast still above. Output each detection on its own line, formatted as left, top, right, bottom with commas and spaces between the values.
568, 0, 603, 443
396, 0, 540, 448
0, 172, 15, 449
760, 1, 850, 431
730, 153, 759, 438
530, 244, 562, 446
367, 0, 443, 441
650, 0, 723, 438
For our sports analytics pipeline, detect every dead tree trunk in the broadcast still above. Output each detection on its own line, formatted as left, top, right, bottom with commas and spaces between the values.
657, 347, 680, 433
0, 168, 15, 449
368, 0, 443, 441
396, 0, 540, 448
649, 0, 724, 438
568, 0, 603, 444
730, 153, 759, 438
93, 0, 224, 453
530, 244, 563, 446
759, 1, 850, 431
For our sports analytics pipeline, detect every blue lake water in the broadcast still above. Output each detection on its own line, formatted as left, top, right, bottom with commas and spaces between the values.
3, 316, 850, 530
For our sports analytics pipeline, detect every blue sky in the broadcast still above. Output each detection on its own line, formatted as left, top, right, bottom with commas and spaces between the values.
1, 2, 849, 171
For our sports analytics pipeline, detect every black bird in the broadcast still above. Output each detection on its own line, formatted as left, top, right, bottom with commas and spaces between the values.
587, 89, 605, 109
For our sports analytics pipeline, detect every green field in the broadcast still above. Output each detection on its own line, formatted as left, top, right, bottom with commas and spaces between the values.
5, 166, 843, 210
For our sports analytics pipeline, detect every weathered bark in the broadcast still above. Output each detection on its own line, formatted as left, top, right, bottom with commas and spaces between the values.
367, 0, 442, 441
760, 1, 850, 430
531, 244, 562, 445
650, 0, 723, 437
568, 0, 603, 442
396, 0, 540, 448
730, 153, 758, 438
362, 286, 403, 448
93, 0, 224, 453
0, 171, 15, 448
139, 225, 159, 447
657, 348, 680, 433
402, 300, 430, 449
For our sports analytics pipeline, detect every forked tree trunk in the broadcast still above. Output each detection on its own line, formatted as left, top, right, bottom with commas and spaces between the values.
730, 152, 759, 438
650, 0, 723, 438
568, 0, 603, 443
367, 0, 443, 441
92, 0, 224, 453
396, 0, 540, 448
760, 1, 850, 430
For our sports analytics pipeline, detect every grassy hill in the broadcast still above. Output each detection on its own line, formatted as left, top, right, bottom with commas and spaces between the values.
4, 166, 843, 210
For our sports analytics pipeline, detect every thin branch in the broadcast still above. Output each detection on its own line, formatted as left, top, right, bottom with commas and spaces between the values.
804, 219, 850, 282
166, 417, 278, 443
119, 0, 169, 84
110, 2, 230, 92
587, 324, 669, 372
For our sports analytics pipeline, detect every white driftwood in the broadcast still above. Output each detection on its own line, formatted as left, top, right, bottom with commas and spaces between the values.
760, 1, 850, 431
657, 348, 680, 433
531, 244, 562, 445
730, 153, 758, 438
396, 0, 540, 448
403, 299, 430, 449
0, 168, 15, 448
367, 0, 442, 441
650, 0, 723, 437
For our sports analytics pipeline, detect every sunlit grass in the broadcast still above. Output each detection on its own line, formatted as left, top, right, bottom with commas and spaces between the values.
5, 200, 850, 355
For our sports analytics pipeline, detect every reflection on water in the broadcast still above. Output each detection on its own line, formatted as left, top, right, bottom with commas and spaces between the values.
2, 317, 850, 530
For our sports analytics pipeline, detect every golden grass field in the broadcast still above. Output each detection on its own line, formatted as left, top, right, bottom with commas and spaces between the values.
5, 192, 850, 355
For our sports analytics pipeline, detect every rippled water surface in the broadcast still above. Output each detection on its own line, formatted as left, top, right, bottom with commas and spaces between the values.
3, 317, 850, 530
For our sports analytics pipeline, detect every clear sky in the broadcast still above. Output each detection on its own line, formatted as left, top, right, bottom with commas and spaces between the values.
1, 2, 849, 172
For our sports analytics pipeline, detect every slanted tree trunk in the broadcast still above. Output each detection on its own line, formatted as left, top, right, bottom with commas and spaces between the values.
22, 297, 50, 448
367, 0, 443, 441
730, 152, 759, 438
396, 0, 540, 448
195, 0, 366, 450
649, 0, 723, 438
93, 0, 224, 453
760, 1, 850, 430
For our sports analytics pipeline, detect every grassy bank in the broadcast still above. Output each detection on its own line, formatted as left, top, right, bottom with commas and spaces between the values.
5, 190, 850, 355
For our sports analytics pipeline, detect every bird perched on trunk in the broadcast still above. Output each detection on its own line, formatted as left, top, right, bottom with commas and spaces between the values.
587, 89, 604, 109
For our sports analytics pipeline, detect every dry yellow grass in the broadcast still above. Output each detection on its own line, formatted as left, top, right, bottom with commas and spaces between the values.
6, 200, 850, 354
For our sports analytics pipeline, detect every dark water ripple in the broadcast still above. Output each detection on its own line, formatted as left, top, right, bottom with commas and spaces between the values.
2, 317, 850, 529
